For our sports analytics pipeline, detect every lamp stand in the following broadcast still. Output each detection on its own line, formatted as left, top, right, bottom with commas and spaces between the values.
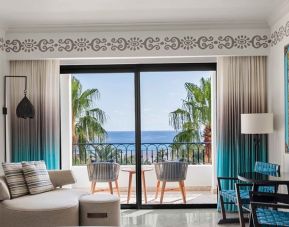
253, 134, 261, 162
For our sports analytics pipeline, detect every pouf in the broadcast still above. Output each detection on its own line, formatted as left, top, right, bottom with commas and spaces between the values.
79, 193, 120, 226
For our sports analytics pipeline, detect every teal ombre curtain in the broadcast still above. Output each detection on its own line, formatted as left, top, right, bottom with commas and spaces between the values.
217, 56, 267, 211
9, 60, 60, 169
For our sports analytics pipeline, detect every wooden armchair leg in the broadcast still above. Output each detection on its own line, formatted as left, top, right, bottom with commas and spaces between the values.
108, 181, 113, 195
179, 181, 186, 204
115, 180, 120, 197
155, 180, 160, 199
91, 181, 96, 194
160, 181, 166, 204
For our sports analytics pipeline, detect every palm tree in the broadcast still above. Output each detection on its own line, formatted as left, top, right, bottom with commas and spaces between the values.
169, 78, 211, 162
72, 77, 107, 163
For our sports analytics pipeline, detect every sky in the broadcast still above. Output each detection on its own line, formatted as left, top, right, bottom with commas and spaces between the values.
74, 71, 213, 131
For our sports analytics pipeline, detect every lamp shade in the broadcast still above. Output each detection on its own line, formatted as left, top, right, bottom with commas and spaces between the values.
241, 113, 273, 134
16, 95, 35, 119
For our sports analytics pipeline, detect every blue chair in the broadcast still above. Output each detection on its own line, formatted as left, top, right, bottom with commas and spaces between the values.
250, 191, 289, 227
218, 161, 280, 225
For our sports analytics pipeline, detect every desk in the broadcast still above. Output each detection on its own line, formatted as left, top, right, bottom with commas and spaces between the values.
238, 171, 289, 191
121, 167, 153, 204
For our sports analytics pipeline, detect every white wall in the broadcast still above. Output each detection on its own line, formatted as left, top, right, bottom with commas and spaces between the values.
267, 14, 289, 171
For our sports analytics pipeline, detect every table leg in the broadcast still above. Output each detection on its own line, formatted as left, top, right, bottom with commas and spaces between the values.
127, 172, 133, 204
142, 171, 147, 204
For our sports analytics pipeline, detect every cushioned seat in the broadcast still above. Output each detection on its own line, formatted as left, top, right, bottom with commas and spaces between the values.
256, 208, 289, 226
79, 193, 120, 226
220, 189, 250, 203
1, 188, 87, 211
0, 188, 89, 227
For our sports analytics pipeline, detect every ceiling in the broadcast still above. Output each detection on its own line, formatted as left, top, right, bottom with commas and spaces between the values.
0, 0, 288, 31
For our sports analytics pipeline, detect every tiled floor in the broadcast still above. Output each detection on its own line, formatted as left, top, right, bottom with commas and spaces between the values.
121, 209, 243, 227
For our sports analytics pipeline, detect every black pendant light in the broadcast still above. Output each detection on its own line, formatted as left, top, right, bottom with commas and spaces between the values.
16, 90, 35, 119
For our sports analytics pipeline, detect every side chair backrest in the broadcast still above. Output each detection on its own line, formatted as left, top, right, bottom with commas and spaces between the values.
87, 162, 120, 182
154, 161, 188, 182
254, 161, 280, 174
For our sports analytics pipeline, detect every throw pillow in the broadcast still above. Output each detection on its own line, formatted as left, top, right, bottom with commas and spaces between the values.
2, 162, 29, 198
22, 161, 54, 195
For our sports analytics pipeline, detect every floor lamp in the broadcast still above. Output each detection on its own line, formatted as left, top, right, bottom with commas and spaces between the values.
2, 76, 35, 162
241, 113, 273, 161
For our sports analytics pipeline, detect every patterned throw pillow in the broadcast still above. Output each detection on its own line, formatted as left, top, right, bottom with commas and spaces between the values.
2, 162, 29, 198
22, 161, 54, 195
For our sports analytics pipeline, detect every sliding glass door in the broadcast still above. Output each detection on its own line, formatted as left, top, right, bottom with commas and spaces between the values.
61, 63, 216, 208
140, 70, 215, 206
69, 72, 137, 207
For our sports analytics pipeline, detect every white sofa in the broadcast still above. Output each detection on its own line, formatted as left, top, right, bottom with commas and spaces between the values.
0, 170, 120, 227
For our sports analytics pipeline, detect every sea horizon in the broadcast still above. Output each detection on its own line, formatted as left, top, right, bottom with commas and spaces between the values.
106, 130, 177, 143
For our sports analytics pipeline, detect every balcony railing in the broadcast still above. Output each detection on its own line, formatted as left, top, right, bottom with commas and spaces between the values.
72, 142, 211, 166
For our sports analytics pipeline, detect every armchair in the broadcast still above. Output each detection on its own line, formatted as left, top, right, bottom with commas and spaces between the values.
154, 161, 188, 204
250, 191, 289, 226
87, 162, 120, 196
218, 161, 280, 225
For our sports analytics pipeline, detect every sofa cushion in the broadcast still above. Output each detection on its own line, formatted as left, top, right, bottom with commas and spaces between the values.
0, 176, 10, 200
22, 161, 54, 195
2, 162, 29, 198
1, 188, 89, 211
48, 170, 76, 188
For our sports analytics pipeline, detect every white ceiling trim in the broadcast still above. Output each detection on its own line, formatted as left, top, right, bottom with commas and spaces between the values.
5, 21, 270, 33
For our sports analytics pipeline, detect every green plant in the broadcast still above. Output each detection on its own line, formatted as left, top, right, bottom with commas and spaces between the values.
72, 76, 107, 161
169, 78, 211, 162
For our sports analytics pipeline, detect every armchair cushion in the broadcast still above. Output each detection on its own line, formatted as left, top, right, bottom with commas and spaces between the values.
48, 170, 76, 187
220, 189, 250, 203
256, 208, 289, 226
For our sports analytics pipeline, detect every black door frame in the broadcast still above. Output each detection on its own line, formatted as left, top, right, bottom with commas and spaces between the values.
60, 63, 217, 209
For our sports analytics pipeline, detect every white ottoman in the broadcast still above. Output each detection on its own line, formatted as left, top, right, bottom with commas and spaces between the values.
79, 194, 120, 226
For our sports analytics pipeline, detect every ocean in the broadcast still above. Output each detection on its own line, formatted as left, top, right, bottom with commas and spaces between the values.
106, 130, 177, 143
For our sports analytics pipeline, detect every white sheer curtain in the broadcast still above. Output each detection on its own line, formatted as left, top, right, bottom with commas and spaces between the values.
217, 56, 267, 178
9, 60, 60, 169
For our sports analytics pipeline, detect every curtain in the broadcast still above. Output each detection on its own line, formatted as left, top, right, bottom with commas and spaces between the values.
9, 60, 60, 169
217, 56, 267, 210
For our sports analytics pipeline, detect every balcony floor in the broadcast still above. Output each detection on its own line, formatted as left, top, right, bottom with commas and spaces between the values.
93, 190, 217, 205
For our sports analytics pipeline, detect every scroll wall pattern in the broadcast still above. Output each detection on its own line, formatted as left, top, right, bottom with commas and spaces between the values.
0, 20, 288, 54
0, 35, 269, 53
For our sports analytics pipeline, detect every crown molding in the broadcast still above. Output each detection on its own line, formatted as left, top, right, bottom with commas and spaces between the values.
6, 20, 269, 34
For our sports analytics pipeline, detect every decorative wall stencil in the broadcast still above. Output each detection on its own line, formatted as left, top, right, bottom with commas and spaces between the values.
0, 37, 4, 52
1, 20, 288, 54
271, 21, 289, 46
3, 34, 270, 53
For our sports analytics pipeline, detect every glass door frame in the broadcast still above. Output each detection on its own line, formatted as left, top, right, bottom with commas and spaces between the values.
60, 63, 217, 209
